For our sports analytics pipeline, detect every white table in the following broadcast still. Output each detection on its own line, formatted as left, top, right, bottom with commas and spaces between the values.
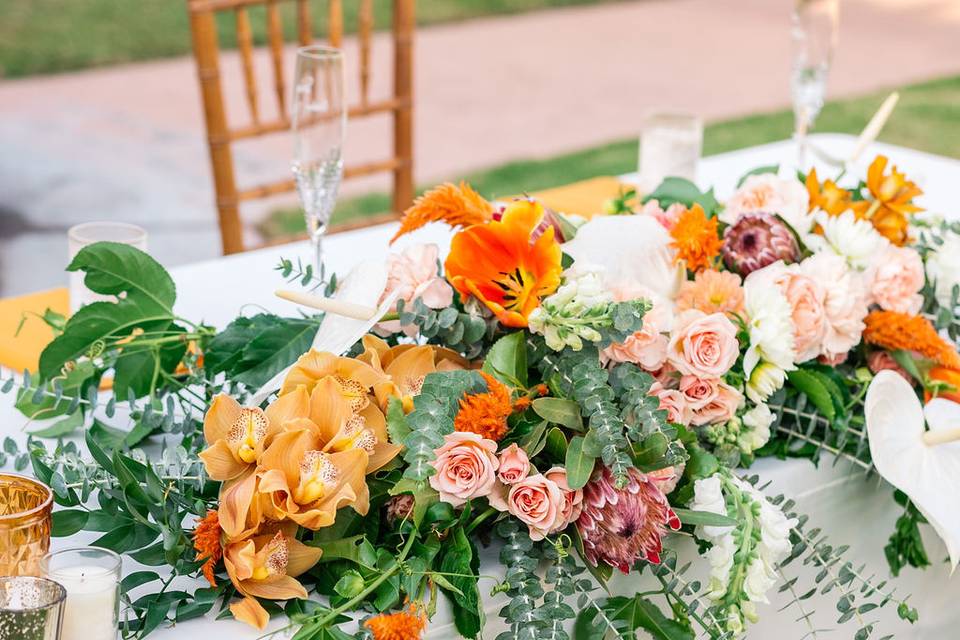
3, 134, 958, 638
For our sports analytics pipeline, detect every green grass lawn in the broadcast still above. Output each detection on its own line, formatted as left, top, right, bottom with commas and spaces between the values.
0, 0, 623, 78
258, 75, 960, 239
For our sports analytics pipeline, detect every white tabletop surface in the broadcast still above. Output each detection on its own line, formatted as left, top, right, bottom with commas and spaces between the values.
3, 134, 959, 638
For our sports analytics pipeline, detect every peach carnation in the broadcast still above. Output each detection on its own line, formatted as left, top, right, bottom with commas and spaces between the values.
800, 253, 869, 360
865, 245, 925, 315
675, 269, 745, 316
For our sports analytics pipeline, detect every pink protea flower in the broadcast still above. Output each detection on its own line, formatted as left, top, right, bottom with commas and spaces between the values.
721, 212, 800, 277
576, 466, 681, 573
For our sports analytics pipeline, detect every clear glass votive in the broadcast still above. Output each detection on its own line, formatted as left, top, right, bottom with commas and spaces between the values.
0, 473, 53, 577
0, 576, 66, 640
67, 222, 148, 314
637, 112, 704, 192
40, 547, 121, 640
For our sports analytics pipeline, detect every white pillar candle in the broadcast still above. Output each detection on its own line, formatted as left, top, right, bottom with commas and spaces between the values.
48, 566, 118, 640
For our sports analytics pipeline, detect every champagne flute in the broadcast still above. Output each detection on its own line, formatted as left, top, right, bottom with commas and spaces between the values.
791, 0, 839, 166
292, 46, 346, 278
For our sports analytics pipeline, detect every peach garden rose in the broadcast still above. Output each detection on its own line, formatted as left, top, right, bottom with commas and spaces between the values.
497, 443, 531, 485
666, 310, 740, 378
545, 466, 584, 528
506, 473, 566, 541
865, 244, 925, 315
678, 375, 720, 410
429, 432, 499, 507
689, 382, 742, 426
650, 382, 691, 426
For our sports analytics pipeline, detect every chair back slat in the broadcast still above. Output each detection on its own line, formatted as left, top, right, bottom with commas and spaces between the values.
265, 0, 287, 118
234, 7, 261, 125
328, 0, 343, 48
186, 0, 416, 254
296, 0, 312, 46
358, 0, 374, 106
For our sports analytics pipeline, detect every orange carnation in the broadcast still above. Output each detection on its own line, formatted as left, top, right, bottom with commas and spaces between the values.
391, 182, 493, 243
365, 602, 427, 640
863, 311, 960, 369
669, 204, 721, 272
192, 509, 224, 587
454, 372, 513, 442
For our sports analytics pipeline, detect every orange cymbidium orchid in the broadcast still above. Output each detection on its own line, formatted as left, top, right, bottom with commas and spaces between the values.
225, 527, 322, 629
444, 199, 562, 328
359, 335, 469, 412
280, 350, 386, 411
863, 155, 924, 245
198, 389, 308, 481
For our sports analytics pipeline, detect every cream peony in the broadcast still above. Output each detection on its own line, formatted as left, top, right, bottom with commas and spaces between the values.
800, 253, 869, 360
925, 230, 960, 309
666, 310, 740, 379
865, 244, 925, 314
721, 173, 812, 234
429, 432, 499, 507
807, 210, 889, 271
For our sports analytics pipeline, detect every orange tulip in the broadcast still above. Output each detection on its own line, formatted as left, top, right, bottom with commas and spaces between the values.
926, 367, 960, 404
444, 199, 562, 328
225, 527, 322, 629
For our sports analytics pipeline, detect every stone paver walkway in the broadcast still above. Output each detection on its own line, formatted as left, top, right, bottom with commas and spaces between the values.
0, 0, 958, 296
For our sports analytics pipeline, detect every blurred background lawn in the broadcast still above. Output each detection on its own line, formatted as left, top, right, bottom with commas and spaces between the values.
259, 75, 960, 239
0, 0, 618, 77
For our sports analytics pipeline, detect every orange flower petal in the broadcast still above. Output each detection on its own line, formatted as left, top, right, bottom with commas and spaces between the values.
198, 439, 248, 481
230, 596, 270, 630
265, 384, 310, 430
204, 394, 242, 444
219, 469, 259, 540
242, 575, 309, 601
282, 537, 322, 578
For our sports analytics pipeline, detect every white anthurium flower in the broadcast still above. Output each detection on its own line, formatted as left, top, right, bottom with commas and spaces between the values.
562, 214, 685, 308
251, 261, 397, 405
865, 370, 960, 571
925, 229, 960, 309
806, 209, 889, 270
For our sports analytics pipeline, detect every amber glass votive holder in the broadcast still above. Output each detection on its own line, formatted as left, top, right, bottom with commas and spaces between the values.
0, 473, 53, 577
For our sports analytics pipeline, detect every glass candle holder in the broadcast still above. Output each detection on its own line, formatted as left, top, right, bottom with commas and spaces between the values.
67, 222, 148, 314
40, 548, 120, 640
0, 576, 66, 640
637, 112, 704, 193
0, 473, 53, 577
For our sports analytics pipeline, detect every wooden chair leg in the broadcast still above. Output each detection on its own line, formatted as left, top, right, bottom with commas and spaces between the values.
392, 0, 415, 215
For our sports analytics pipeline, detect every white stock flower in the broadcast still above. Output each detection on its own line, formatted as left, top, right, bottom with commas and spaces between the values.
925, 230, 960, 309
739, 402, 774, 452
807, 210, 889, 270
743, 265, 797, 379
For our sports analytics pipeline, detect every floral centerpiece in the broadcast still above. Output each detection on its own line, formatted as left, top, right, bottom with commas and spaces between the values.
7, 155, 959, 640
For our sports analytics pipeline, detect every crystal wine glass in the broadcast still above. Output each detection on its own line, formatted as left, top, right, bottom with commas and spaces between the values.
292, 46, 346, 277
791, 0, 839, 165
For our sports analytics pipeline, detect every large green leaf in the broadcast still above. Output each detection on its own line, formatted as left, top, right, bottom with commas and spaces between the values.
40, 242, 176, 379
437, 527, 483, 638
642, 177, 719, 217
532, 397, 584, 430
482, 331, 528, 387
605, 595, 694, 640
113, 323, 188, 398
232, 318, 319, 387
787, 368, 836, 423
565, 435, 596, 490
203, 314, 283, 375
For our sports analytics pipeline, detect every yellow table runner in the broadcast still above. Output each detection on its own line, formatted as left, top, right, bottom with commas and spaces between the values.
526, 176, 632, 217
0, 288, 68, 373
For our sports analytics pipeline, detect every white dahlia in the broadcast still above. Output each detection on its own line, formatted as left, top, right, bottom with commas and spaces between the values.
742, 266, 797, 378
807, 209, 889, 270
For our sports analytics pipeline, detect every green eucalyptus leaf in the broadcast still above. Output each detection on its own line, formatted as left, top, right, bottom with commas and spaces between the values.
565, 436, 596, 490
531, 397, 583, 430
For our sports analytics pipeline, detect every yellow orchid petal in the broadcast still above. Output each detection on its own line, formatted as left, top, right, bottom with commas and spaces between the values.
230, 596, 270, 630
219, 470, 259, 540
242, 575, 309, 601
367, 443, 403, 474
260, 428, 319, 488
198, 439, 248, 481
359, 404, 389, 443
285, 538, 323, 578
309, 377, 354, 440
203, 394, 242, 444
265, 384, 310, 430
224, 538, 257, 584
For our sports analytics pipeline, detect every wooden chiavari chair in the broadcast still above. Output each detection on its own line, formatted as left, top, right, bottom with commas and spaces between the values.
186, 0, 415, 254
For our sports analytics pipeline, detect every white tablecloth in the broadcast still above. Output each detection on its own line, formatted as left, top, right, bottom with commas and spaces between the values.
3, 134, 958, 638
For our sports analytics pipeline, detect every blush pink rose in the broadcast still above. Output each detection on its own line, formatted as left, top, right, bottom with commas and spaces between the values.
689, 382, 742, 426
497, 443, 530, 485
602, 303, 671, 371
377, 243, 454, 336
666, 310, 739, 378
678, 375, 720, 410
429, 432, 499, 507
545, 466, 584, 528
507, 474, 566, 541
650, 382, 691, 425
865, 245, 925, 315
800, 253, 869, 360
867, 350, 912, 382
770, 265, 828, 363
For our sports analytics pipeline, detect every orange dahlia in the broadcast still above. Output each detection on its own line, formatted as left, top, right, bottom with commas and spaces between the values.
862, 311, 960, 369
453, 372, 513, 442
391, 182, 494, 243
669, 204, 721, 272
365, 602, 427, 640
445, 199, 562, 327
192, 509, 224, 587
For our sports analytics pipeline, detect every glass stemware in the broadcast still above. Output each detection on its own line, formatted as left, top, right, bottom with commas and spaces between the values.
292, 46, 347, 278
791, 0, 839, 165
